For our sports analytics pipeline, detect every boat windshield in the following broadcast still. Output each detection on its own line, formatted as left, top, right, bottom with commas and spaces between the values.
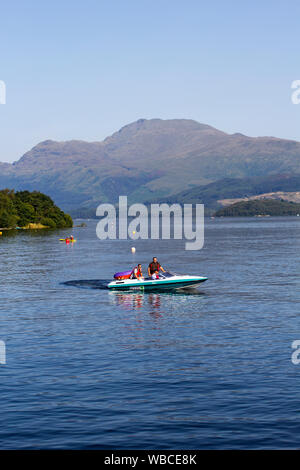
159, 271, 175, 278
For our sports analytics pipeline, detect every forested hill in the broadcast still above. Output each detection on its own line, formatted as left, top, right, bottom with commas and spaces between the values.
214, 199, 300, 217
0, 190, 73, 229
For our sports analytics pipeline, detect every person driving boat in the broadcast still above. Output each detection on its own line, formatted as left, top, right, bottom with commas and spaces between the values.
148, 257, 165, 279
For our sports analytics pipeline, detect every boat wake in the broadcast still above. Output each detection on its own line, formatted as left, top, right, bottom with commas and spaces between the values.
62, 279, 207, 296
62, 279, 109, 290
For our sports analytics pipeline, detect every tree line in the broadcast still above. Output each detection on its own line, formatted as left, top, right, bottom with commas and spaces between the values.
215, 199, 300, 217
0, 189, 73, 229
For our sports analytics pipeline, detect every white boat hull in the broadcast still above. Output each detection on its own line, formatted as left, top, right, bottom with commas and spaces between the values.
107, 274, 207, 290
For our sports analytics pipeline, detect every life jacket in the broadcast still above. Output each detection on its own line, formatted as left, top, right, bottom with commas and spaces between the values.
131, 266, 142, 278
149, 261, 160, 274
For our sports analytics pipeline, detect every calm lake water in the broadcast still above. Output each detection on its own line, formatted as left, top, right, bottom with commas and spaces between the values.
0, 217, 300, 449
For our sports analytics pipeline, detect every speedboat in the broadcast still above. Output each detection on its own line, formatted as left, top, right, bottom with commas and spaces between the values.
107, 271, 207, 290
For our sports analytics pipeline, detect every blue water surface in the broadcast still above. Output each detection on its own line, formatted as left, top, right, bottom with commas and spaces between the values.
0, 217, 300, 449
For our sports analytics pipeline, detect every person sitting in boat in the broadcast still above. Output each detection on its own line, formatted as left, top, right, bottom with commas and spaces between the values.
148, 257, 165, 279
131, 264, 143, 280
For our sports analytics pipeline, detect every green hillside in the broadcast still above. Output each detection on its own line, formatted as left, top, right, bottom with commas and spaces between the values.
215, 199, 300, 217
0, 189, 73, 229
160, 174, 300, 208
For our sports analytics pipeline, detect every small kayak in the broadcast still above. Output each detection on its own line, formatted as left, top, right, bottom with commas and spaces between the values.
59, 238, 77, 242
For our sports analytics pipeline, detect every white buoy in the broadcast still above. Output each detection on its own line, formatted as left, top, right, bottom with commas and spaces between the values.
131, 247, 136, 253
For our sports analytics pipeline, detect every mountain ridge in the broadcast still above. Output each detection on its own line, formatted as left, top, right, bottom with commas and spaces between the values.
1, 118, 300, 212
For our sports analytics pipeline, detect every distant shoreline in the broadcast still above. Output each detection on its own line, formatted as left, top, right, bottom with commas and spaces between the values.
214, 199, 300, 217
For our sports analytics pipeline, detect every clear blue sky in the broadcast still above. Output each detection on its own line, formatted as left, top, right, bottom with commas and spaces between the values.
0, 0, 300, 162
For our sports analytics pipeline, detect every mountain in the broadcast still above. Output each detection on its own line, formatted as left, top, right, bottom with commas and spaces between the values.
162, 174, 300, 209
218, 191, 300, 207
1, 118, 300, 213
